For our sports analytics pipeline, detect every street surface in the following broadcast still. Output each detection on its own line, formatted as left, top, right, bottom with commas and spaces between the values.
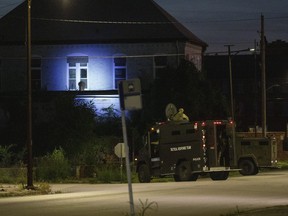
0, 170, 288, 216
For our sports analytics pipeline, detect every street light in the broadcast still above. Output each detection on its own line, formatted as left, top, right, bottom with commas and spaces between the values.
224, 45, 254, 122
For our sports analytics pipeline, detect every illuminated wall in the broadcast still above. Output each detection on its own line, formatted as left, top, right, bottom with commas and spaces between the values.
0, 42, 204, 110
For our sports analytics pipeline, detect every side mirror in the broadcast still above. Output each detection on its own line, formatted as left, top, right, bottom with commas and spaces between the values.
283, 138, 288, 151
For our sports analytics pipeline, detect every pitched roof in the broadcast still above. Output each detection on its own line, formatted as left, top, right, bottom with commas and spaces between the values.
0, 0, 207, 47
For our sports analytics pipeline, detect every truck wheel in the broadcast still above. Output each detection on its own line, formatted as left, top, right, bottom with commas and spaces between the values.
174, 161, 191, 181
210, 171, 229, 180
138, 164, 151, 183
239, 159, 257, 176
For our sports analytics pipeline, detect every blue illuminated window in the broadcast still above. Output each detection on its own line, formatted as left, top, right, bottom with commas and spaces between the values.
67, 57, 88, 90
114, 57, 126, 89
31, 57, 42, 90
154, 55, 167, 79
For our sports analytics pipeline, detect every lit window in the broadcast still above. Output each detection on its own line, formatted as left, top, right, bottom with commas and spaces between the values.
31, 58, 42, 90
67, 56, 88, 90
154, 55, 167, 79
114, 57, 126, 89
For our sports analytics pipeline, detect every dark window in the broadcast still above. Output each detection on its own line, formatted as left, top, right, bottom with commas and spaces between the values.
154, 56, 167, 79
114, 57, 126, 89
114, 57, 126, 66
171, 130, 181, 135
186, 129, 196, 134
31, 58, 42, 90
259, 141, 268, 145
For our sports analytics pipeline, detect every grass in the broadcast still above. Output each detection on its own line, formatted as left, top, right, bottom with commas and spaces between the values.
0, 182, 54, 197
124, 199, 158, 216
277, 160, 288, 169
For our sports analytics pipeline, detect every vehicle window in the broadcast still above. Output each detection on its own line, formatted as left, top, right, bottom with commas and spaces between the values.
186, 129, 196, 134
259, 141, 268, 145
171, 130, 181, 135
241, 141, 250, 146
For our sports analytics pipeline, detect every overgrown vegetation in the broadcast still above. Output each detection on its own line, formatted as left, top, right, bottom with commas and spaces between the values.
36, 148, 71, 181
124, 199, 158, 216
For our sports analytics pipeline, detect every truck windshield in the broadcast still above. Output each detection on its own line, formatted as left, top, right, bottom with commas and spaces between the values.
150, 130, 159, 144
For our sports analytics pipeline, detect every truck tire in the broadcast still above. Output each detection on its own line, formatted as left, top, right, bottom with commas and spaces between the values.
210, 171, 229, 181
239, 159, 258, 176
174, 161, 191, 181
138, 164, 151, 183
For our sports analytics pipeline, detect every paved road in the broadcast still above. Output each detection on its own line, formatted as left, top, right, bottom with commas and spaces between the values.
1, 170, 288, 216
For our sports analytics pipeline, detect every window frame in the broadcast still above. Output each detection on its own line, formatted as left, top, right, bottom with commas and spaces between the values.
31, 57, 42, 90
113, 56, 127, 89
67, 56, 88, 90
153, 55, 168, 79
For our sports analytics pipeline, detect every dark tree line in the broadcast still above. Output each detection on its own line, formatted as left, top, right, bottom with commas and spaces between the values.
143, 59, 229, 124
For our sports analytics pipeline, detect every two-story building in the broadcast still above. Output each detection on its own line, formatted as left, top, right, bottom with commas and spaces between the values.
0, 0, 207, 114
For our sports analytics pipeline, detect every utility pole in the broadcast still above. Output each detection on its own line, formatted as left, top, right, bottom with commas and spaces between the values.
26, 0, 34, 189
225, 44, 235, 122
253, 40, 258, 137
260, 14, 266, 137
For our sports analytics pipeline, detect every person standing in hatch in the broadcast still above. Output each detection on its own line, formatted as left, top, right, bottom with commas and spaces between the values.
173, 108, 189, 121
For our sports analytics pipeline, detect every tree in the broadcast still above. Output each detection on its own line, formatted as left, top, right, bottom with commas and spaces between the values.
32, 94, 97, 161
146, 59, 229, 123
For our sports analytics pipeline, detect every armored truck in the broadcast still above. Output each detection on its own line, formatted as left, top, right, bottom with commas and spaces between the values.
136, 121, 233, 183
136, 120, 277, 182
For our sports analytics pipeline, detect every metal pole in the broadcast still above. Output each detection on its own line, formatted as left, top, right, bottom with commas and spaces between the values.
225, 45, 234, 122
260, 14, 266, 137
253, 40, 258, 137
26, 0, 34, 189
121, 110, 135, 216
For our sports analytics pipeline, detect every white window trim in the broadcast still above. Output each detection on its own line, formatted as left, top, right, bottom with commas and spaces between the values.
67, 60, 89, 91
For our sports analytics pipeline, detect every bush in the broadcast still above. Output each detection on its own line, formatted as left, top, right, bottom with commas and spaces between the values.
95, 164, 126, 183
36, 148, 71, 181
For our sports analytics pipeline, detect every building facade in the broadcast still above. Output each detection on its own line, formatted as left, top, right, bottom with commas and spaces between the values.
0, 0, 207, 113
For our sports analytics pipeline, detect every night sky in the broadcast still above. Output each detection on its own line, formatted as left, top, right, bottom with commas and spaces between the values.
1, 0, 288, 52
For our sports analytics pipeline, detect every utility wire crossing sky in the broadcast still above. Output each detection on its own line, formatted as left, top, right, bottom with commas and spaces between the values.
1, 0, 288, 53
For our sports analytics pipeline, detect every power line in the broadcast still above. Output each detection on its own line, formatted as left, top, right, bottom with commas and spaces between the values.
0, 53, 187, 60
32, 17, 175, 25
182, 16, 288, 24
2, 13, 288, 25
32, 15, 288, 25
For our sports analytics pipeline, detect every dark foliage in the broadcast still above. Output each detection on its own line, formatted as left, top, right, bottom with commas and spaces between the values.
145, 59, 229, 124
